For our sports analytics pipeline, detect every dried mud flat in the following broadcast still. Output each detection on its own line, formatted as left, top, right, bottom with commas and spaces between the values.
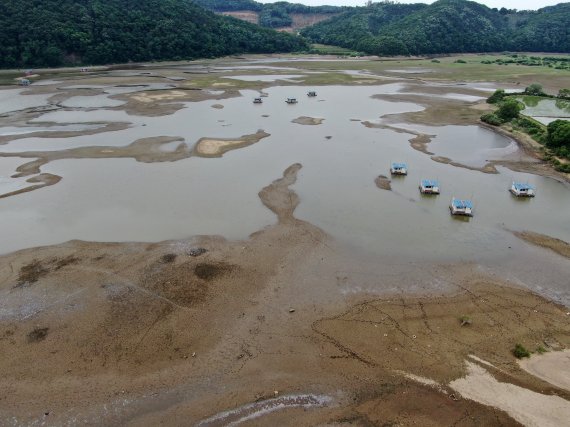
1, 164, 569, 426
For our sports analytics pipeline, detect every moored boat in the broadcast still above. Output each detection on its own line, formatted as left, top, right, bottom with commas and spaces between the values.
307, 91, 317, 97
449, 198, 473, 216
390, 162, 408, 175
419, 179, 440, 194
510, 181, 535, 197
285, 98, 298, 104
253, 97, 263, 104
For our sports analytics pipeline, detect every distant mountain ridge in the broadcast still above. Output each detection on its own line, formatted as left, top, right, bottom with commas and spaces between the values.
300, 0, 570, 55
0, 0, 307, 68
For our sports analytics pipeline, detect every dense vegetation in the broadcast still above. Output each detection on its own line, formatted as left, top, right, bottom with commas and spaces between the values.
192, 0, 345, 28
481, 54, 570, 70
0, 0, 307, 68
300, 0, 570, 55
482, 84, 570, 172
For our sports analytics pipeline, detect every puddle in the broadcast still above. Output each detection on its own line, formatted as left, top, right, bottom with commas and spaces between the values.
401, 92, 485, 102
0, 89, 52, 115
61, 95, 126, 108
395, 123, 517, 166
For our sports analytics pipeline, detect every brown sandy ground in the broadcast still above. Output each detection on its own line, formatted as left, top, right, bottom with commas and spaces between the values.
2, 136, 190, 179
0, 173, 61, 200
513, 231, 570, 260
113, 88, 241, 117
1, 164, 569, 425
193, 130, 270, 157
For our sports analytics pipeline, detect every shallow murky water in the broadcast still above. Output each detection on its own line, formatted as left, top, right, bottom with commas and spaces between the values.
0, 82, 569, 265
519, 97, 570, 124
60, 95, 126, 108
392, 123, 518, 167
0, 89, 52, 114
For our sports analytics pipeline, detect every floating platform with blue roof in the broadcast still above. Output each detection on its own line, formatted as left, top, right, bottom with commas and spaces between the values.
390, 162, 408, 175
510, 181, 535, 197
450, 197, 473, 216
419, 179, 440, 194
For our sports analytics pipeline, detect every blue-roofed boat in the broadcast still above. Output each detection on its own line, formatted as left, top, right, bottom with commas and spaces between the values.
450, 197, 473, 216
419, 179, 440, 194
390, 162, 407, 175
510, 181, 535, 197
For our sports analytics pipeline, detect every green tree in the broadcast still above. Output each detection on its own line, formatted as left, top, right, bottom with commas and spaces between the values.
525, 83, 545, 96
546, 120, 570, 148
497, 98, 522, 121
487, 89, 506, 104
481, 113, 503, 126
0, 0, 308, 68
559, 89, 570, 99
375, 36, 408, 55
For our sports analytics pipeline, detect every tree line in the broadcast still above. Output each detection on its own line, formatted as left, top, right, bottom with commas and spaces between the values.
0, 0, 307, 68
482, 84, 570, 172
300, 0, 570, 56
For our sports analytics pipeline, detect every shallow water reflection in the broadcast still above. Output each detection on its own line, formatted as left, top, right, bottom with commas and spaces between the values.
0, 84, 568, 265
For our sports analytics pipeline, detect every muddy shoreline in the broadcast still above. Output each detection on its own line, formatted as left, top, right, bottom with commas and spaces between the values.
1, 164, 570, 425
1, 57, 570, 425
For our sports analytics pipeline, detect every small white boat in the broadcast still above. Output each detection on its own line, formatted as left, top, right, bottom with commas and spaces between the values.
285, 98, 298, 104
390, 162, 407, 175
510, 181, 535, 197
253, 97, 263, 104
419, 179, 440, 194
307, 91, 317, 97
450, 198, 473, 216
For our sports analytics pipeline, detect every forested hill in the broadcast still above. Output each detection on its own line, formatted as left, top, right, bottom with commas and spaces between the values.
192, 0, 346, 29
0, 0, 307, 68
301, 0, 570, 55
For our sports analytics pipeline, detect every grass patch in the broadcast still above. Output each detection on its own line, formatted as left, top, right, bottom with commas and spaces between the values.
513, 343, 531, 359
459, 315, 472, 326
